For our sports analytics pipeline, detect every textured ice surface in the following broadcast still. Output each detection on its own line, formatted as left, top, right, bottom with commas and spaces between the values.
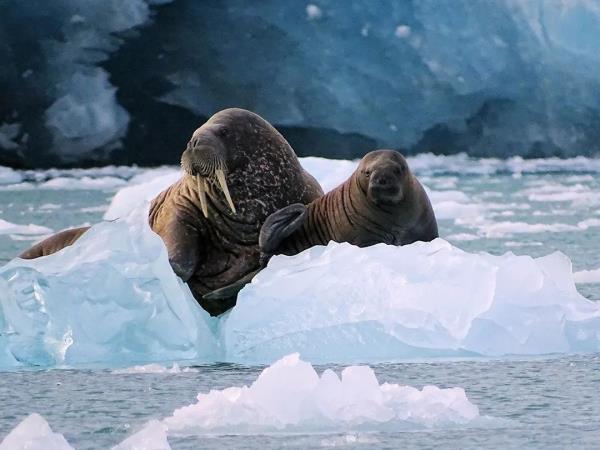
161, 353, 481, 433
0, 207, 218, 369
0, 413, 74, 450
223, 240, 600, 363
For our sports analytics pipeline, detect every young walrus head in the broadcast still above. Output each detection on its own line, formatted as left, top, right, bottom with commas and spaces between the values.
356, 149, 412, 207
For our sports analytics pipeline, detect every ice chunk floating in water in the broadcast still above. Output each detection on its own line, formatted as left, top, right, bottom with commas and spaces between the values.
0, 413, 74, 450
159, 353, 481, 434
1, 355, 485, 448
0, 207, 218, 369
223, 240, 600, 363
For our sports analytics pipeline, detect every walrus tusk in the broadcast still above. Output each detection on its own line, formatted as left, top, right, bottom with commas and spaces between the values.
215, 169, 236, 214
197, 176, 209, 218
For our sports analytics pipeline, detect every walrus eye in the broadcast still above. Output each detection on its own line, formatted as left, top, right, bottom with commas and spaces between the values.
218, 127, 229, 138
364, 170, 371, 178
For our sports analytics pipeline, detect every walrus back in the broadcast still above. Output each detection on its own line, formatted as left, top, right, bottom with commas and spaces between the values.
19, 226, 90, 259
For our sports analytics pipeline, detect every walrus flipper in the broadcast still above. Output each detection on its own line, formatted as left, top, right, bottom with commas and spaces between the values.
19, 226, 90, 259
259, 203, 307, 255
158, 217, 200, 282
202, 269, 261, 301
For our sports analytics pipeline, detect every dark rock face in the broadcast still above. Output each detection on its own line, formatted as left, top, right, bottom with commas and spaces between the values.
2, 0, 600, 168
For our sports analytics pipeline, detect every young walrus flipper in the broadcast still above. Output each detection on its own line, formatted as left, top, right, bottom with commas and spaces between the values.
259, 203, 307, 255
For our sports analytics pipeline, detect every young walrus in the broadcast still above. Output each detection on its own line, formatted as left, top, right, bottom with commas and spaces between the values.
260, 149, 438, 258
19, 108, 323, 316
204, 149, 438, 302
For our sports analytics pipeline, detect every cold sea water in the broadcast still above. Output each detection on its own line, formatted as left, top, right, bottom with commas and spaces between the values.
0, 155, 599, 449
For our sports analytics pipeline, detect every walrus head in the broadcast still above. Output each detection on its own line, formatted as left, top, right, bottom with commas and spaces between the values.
180, 112, 240, 217
357, 149, 411, 207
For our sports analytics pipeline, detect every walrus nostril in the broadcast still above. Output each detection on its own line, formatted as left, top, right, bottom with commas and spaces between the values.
373, 175, 390, 186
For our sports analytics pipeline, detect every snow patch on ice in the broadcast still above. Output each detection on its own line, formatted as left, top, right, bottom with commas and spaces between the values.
306, 4, 323, 20
162, 353, 481, 434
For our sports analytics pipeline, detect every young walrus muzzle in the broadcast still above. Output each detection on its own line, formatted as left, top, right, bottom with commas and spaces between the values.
204, 149, 438, 302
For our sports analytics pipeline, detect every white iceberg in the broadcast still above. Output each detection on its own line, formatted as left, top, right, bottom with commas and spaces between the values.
0, 414, 74, 450
162, 353, 481, 434
223, 239, 600, 363
0, 206, 218, 369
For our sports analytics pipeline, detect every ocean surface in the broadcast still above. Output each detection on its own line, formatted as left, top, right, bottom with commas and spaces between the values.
0, 155, 599, 448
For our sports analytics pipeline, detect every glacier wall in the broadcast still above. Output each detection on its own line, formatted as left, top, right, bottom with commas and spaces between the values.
2, 0, 600, 166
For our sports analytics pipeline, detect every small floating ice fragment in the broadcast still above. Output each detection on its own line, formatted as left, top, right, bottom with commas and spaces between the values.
0, 219, 52, 236
112, 363, 199, 374
0, 413, 74, 450
162, 353, 480, 434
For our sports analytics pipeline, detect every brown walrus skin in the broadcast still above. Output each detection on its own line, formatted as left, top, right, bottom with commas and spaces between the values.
19, 108, 323, 316
19, 226, 91, 260
204, 149, 439, 302
259, 149, 438, 259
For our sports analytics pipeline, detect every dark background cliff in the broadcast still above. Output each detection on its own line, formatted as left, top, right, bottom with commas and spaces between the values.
1, 0, 600, 168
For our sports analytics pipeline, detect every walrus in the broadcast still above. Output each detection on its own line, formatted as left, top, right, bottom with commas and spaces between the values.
19, 108, 323, 316
260, 149, 438, 257
204, 149, 437, 301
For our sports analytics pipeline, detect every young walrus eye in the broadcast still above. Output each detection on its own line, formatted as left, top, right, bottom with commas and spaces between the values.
364, 169, 371, 178
217, 127, 229, 138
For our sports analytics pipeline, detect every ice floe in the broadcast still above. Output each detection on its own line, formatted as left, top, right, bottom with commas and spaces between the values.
223, 239, 600, 363
111, 420, 170, 450
1, 202, 600, 368
0, 219, 52, 236
0, 414, 73, 450
112, 363, 199, 374
162, 353, 481, 434
1, 354, 488, 448
574, 269, 600, 284
0, 207, 218, 369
